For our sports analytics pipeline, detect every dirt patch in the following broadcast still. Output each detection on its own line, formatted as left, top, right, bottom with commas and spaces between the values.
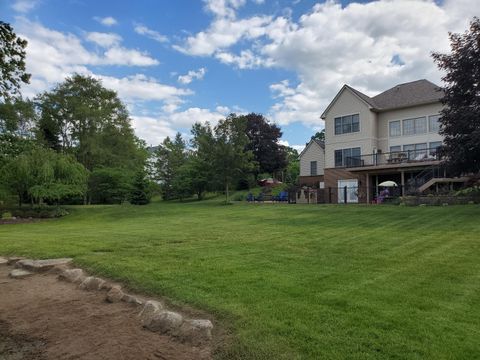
0, 265, 211, 360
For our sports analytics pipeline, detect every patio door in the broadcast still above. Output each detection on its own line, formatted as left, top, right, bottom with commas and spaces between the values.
338, 179, 358, 203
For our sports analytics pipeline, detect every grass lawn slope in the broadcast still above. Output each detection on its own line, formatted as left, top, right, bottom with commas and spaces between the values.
1, 201, 479, 359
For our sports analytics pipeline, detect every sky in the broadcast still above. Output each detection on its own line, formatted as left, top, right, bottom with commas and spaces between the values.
1, 0, 479, 152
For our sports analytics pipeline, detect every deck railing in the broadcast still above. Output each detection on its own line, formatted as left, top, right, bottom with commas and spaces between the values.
344, 147, 442, 168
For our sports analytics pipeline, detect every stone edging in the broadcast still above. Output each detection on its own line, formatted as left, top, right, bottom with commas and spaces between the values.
1, 256, 213, 346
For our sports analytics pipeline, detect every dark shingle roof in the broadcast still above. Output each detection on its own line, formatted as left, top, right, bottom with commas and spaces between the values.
371, 79, 444, 110
313, 139, 325, 149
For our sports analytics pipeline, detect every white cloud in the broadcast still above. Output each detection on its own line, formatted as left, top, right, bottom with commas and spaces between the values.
278, 139, 304, 153
11, 0, 39, 13
178, 68, 207, 84
131, 106, 229, 145
101, 47, 159, 66
173, 16, 272, 57
99, 74, 191, 103
134, 24, 169, 43
176, 0, 480, 128
85, 32, 122, 47
203, 0, 246, 19
94, 16, 118, 27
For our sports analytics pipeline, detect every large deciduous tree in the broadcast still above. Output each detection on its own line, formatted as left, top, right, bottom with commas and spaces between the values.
214, 114, 255, 203
36, 74, 147, 203
0, 22, 31, 102
432, 17, 480, 176
244, 113, 287, 177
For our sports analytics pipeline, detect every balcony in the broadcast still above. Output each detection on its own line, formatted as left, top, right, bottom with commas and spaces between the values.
344, 147, 442, 170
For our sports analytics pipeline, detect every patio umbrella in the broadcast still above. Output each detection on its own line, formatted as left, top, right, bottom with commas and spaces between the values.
379, 180, 398, 187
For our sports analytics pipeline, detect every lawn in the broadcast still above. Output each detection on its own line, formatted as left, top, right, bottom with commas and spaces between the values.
1, 201, 480, 359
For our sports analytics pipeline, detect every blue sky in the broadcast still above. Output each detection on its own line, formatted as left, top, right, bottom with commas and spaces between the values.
1, 0, 477, 150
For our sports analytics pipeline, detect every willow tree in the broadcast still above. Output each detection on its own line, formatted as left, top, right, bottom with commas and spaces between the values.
2, 147, 88, 205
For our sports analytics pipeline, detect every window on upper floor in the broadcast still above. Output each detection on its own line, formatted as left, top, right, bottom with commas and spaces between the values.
334, 114, 360, 135
310, 161, 317, 176
429, 114, 441, 133
389, 121, 401, 137
334, 147, 361, 167
403, 143, 427, 160
402, 117, 427, 136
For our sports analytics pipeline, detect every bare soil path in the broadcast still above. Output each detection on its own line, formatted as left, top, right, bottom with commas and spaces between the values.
0, 265, 211, 360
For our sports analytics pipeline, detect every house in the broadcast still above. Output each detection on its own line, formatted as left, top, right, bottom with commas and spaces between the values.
298, 138, 325, 188
319, 79, 463, 203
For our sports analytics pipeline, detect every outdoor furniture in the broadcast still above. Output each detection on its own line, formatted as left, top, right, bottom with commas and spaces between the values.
246, 193, 254, 202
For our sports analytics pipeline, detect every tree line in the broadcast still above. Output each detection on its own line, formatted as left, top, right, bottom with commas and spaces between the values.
154, 113, 299, 203
0, 22, 299, 206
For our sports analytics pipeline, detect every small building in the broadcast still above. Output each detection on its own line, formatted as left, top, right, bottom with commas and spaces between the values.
298, 138, 325, 189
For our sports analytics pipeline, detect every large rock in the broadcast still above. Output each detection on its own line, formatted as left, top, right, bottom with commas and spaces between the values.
139, 300, 164, 326
79, 276, 106, 291
0, 257, 7, 265
9, 269, 33, 279
179, 319, 213, 344
16, 258, 73, 272
7, 257, 24, 265
58, 268, 85, 284
106, 286, 124, 303
144, 310, 183, 334
122, 294, 143, 306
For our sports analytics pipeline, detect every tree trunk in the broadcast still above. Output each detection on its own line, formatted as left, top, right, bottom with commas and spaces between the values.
225, 182, 229, 203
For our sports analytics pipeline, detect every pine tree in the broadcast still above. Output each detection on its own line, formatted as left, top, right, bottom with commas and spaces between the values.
130, 171, 150, 205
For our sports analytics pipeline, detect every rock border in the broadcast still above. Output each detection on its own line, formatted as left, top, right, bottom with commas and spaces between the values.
2, 256, 213, 345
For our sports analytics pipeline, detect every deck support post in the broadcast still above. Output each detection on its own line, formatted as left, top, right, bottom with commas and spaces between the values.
401, 171, 405, 196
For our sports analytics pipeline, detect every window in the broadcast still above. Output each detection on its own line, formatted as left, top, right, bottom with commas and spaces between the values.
429, 141, 442, 157
334, 114, 360, 135
429, 114, 440, 133
402, 117, 427, 136
310, 161, 317, 176
404, 143, 427, 160
389, 121, 401, 137
414, 117, 427, 134
390, 145, 401, 153
403, 119, 414, 135
335, 147, 361, 167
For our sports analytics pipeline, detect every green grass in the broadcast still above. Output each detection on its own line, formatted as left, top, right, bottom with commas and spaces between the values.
1, 201, 480, 359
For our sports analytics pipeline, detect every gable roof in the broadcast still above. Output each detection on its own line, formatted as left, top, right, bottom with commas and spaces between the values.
321, 79, 444, 119
371, 79, 444, 110
299, 138, 325, 159
321, 85, 374, 119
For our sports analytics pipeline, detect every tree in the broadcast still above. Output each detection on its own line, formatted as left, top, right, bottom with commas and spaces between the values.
0, 98, 36, 169
154, 133, 187, 200
432, 17, 480, 175
1, 147, 87, 206
188, 122, 216, 200
244, 113, 287, 177
311, 129, 325, 142
36, 74, 147, 202
0, 22, 31, 102
36, 75, 140, 168
213, 114, 255, 203
130, 170, 151, 205
284, 146, 300, 185
88, 168, 132, 204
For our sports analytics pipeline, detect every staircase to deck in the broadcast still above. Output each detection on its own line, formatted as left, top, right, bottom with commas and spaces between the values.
407, 165, 469, 194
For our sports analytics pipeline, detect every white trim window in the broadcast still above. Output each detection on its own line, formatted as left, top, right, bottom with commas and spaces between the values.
429, 114, 441, 133
310, 161, 317, 176
389, 120, 401, 137
335, 147, 361, 167
402, 117, 427, 136
334, 114, 360, 135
